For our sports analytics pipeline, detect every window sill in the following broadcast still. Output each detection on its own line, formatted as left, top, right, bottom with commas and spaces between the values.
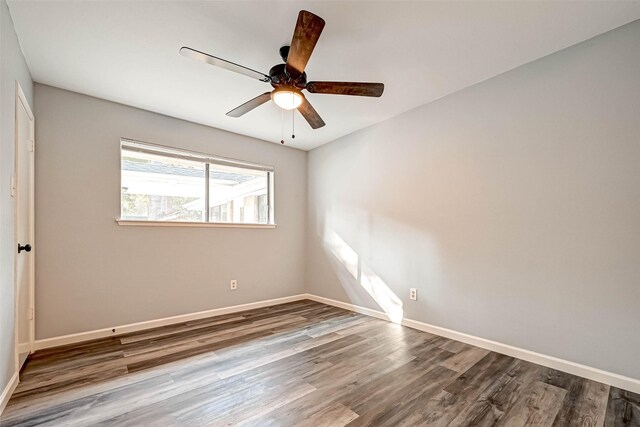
116, 220, 276, 229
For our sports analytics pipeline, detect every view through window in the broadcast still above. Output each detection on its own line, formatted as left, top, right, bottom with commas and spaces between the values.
120, 140, 274, 224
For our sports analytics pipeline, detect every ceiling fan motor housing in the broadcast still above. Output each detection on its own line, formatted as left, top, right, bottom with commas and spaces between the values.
269, 62, 307, 88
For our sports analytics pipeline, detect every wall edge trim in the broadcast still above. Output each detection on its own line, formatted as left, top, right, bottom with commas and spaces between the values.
0, 372, 19, 417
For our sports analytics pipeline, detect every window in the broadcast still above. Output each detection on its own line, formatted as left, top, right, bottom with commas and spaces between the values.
120, 139, 274, 225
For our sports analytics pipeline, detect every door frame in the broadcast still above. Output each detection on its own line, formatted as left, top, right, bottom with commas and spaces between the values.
13, 81, 35, 373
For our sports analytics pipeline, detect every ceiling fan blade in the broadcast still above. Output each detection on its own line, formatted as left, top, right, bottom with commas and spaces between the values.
306, 82, 384, 97
286, 10, 325, 78
297, 97, 325, 129
180, 47, 271, 83
226, 92, 272, 117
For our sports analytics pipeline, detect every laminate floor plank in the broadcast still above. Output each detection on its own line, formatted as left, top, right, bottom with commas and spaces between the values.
262, 347, 418, 424
9, 366, 129, 405
551, 375, 610, 427
121, 313, 306, 356
345, 365, 461, 426
448, 359, 542, 426
605, 387, 640, 427
292, 402, 359, 427
440, 346, 491, 373
496, 380, 567, 427
339, 356, 457, 415
1, 300, 634, 426
118, 315, 247, 344
2, 374, 176, 427
1, 348, 221, 421
444, 352, 516, 401
180, 378, 316, 426
213, 333, 362, 380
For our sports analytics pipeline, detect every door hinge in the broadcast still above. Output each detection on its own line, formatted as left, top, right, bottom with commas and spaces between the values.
10, 176, 16, 197
29, 307, 34, 320
30, 140, 35, 152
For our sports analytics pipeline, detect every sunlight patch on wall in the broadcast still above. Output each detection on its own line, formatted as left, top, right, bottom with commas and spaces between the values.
323, 227, 404, 323
360, 263, 404, 324
325, 230, 358, 279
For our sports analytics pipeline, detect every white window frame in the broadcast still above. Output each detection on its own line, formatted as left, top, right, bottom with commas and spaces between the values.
117, 138, 276, 228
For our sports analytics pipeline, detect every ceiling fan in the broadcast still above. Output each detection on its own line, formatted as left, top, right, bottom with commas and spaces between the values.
180, 10, 384, 130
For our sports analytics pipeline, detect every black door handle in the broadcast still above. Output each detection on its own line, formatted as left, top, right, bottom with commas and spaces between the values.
18, 243, 31, 253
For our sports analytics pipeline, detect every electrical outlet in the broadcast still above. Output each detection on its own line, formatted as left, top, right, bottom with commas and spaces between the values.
409, 288, 417, 301
230, 279, 237, 290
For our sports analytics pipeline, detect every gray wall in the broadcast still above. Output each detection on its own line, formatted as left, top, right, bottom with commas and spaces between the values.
0, 0, 33, 402
34, 84, 306, 339
306, 20, 640, 380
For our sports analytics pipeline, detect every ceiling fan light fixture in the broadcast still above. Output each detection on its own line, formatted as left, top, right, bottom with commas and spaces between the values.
272, 88, 303, 110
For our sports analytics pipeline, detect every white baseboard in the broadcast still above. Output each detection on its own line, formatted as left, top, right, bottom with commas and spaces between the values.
305, 293, 640, 394
30, 292, 640, 395
17, 342, 31, 354
33, 294, 308, 351
0, 372, 19, 417
305, 294, 391, 322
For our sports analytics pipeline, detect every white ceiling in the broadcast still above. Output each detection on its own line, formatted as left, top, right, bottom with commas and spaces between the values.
8, 1, 640, 150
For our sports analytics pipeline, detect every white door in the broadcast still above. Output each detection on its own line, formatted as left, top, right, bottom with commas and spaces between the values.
15, 83, 35, 370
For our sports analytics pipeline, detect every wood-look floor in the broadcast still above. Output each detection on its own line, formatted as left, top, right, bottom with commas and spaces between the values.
1, 300, 638, 426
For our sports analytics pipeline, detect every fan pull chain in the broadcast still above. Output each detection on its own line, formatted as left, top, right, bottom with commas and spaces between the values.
292, 109, 296, 139
280, 108, 285, 144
